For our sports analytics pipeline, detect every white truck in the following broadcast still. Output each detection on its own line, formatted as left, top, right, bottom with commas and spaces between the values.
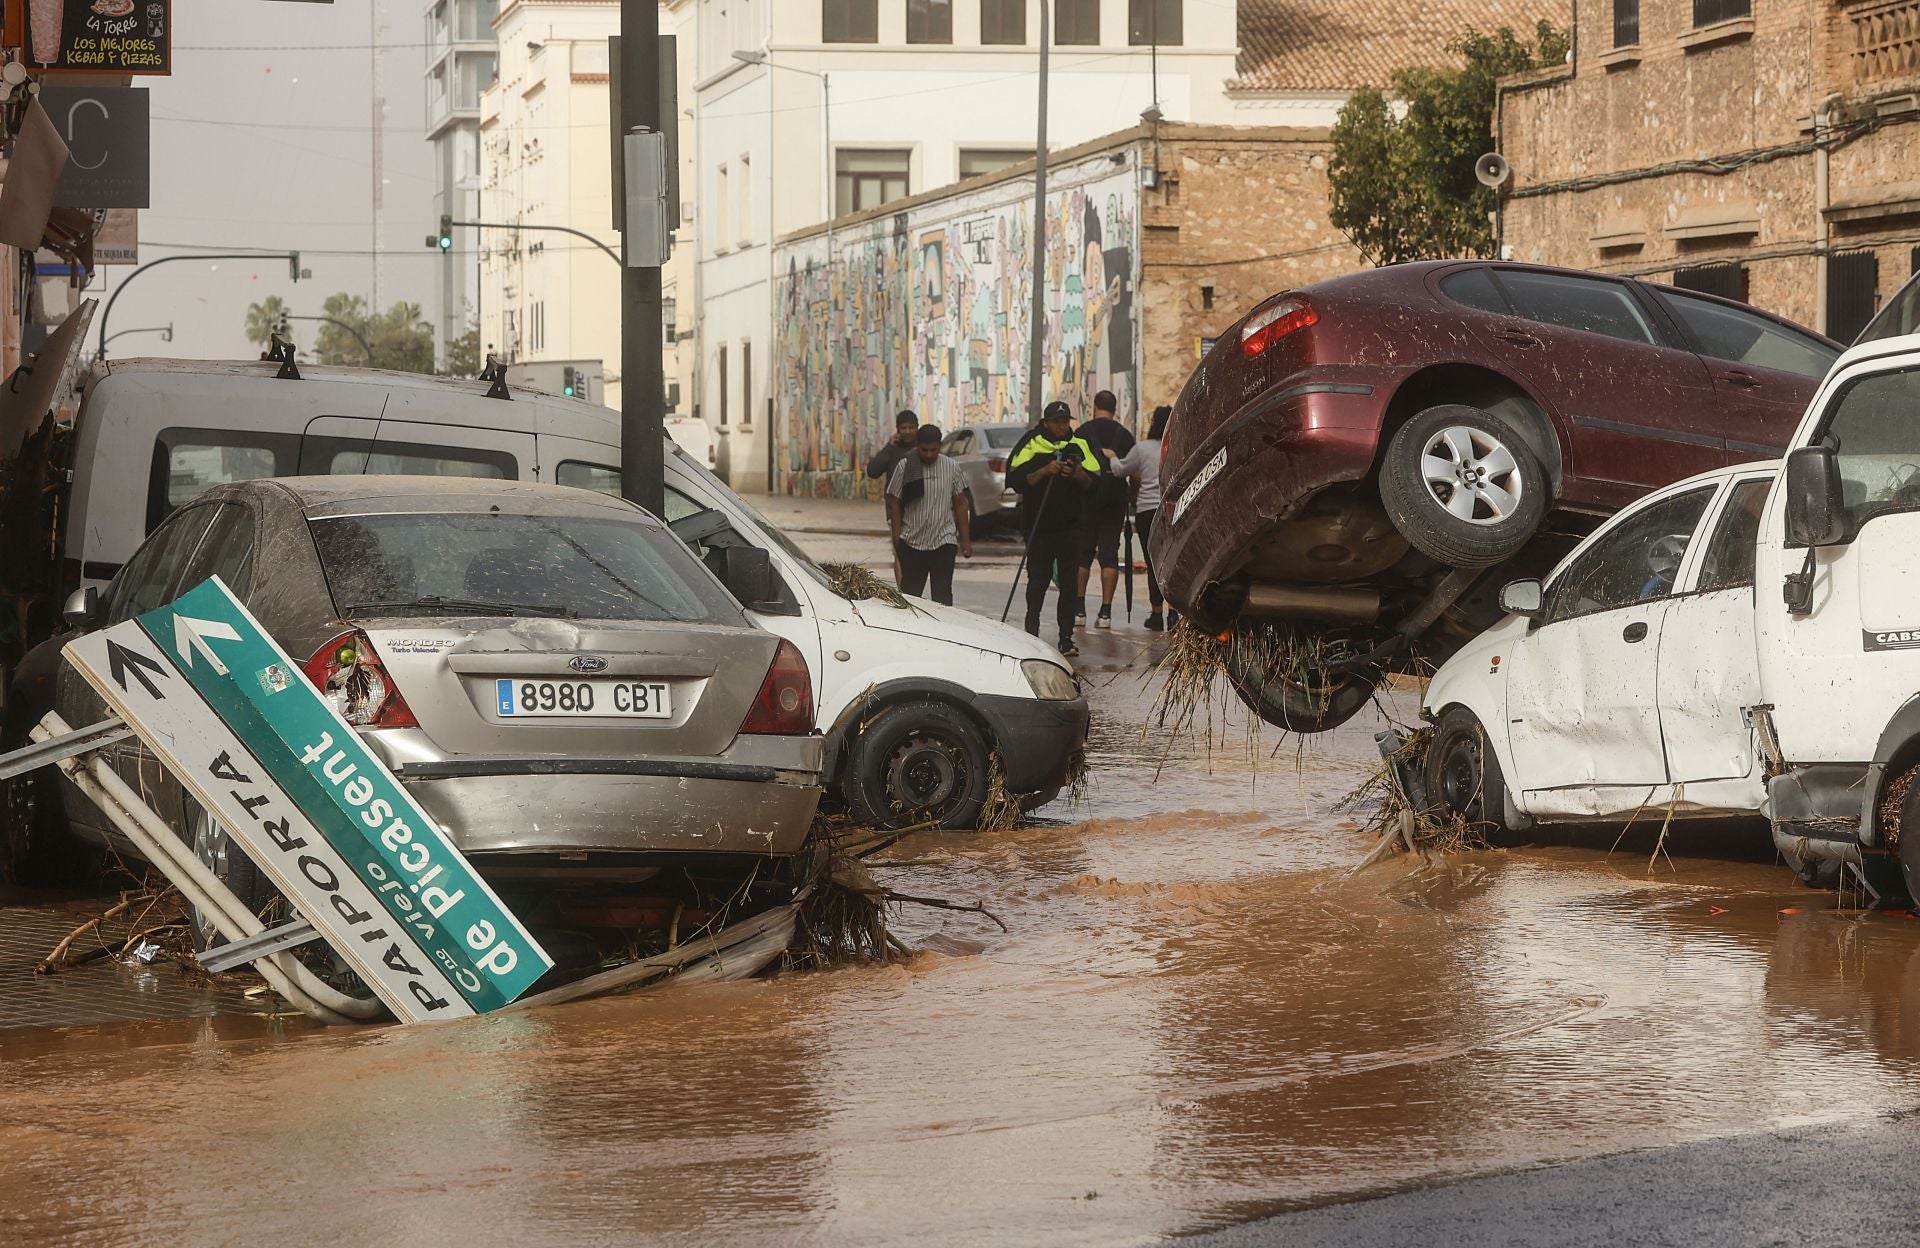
1418, 308, 1920, 901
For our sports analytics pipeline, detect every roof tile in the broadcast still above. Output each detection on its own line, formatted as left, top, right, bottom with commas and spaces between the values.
1233, 1, 1570, 93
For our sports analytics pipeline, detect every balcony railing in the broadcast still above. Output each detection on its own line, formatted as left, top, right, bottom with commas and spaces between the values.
1849, 0, 1920, 87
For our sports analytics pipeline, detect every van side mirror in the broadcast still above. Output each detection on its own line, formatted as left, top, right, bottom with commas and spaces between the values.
62, 585, 102, 630
717, 545, 774, 609
1784, 445, 1847, 547
1498, 579, 1543, 618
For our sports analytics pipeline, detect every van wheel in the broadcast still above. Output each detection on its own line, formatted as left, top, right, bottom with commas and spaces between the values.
1381, 405, 1548, 568
1894, 766, 1920, 904
1423, 707, 1509, 834
184, 801, 277, 953
844, 701, 990, 831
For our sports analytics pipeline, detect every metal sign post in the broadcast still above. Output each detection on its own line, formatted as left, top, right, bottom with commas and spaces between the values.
63, 577, 552, 1020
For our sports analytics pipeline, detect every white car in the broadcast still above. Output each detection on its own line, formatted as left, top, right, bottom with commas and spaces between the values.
1419, 461, 1779, 847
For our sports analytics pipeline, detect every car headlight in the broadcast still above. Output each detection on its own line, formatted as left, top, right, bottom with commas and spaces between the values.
1021, 659, 1079, 701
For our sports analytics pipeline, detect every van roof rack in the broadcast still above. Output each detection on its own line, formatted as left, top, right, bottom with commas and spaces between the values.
261, 335, 301, 381
478, 354, 513, 402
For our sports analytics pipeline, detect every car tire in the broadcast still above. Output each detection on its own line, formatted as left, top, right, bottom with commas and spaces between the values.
1, 708, 94, 887
1423, 706, 1510, 834
1894, 766, 1920, 904
843, 700, 991, 831
1222, 644, 1379, 734
183, 800, 278, 953
1380, 404, 1548, 569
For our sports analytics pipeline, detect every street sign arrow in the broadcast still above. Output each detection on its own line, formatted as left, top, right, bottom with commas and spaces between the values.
105, 638, 168, 699
173, 614, 242, 675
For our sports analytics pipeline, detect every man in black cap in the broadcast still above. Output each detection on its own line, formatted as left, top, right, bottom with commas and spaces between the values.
1005, 400, 1101, 657
866, 409, 920, 583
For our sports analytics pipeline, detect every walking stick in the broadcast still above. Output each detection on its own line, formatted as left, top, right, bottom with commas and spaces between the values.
1122, 517, 1135, 622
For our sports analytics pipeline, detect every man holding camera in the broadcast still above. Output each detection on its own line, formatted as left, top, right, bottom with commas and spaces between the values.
1005, 400, 1102, 657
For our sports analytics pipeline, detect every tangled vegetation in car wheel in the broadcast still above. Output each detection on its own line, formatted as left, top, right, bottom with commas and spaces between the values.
1380, 404, 1548, 569
1152, 619, 1385, 738
1422, 706, 1509, 835
844, 700, 991, 831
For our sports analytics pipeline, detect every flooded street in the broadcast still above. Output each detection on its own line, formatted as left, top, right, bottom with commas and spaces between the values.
6, 551, 1920, 1246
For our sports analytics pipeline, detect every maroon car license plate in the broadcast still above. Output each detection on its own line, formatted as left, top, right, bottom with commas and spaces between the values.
495, 678, 672, 719
1170, 446, 1228, 524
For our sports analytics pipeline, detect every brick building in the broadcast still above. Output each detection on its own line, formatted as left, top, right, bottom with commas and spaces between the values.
1498, 0, 1920, 340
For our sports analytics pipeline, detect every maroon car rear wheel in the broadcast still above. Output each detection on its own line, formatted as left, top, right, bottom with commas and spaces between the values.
1221, 638, 1381, 734
1380, 405, 1548, 569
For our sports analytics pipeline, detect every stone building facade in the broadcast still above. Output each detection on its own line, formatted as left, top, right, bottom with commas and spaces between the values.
1498, 0, 1920, 340
770, 123, 1359, 497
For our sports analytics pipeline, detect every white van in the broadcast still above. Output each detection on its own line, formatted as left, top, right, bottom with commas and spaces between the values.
8, 357, 1087, 838
1419, 327, 1920, 901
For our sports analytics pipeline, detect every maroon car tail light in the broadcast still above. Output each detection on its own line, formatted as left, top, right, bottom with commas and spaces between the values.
739, 638, 814, 735
304, 630, 419, 729
1240, 296, 1317, 359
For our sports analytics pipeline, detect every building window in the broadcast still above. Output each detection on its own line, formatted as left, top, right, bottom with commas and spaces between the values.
1128, 0, 1180, 46
836, 149, 911, 215
1692, 0, 1749, 27
718, 344, 729, 427
1826, 249, 1879, 343
663, 296, 677, 347
737, 153, 752, 247
741, 341, 754, 428
982, 0, 1026, 44
959, 148, 1029, 179
908, 0, 953, 44
714, 162, 730, 254
1671, 261, 1749, 303
1057, 0, 1099, 45
823, 0, 879, 42
1613, 0, 1639, 46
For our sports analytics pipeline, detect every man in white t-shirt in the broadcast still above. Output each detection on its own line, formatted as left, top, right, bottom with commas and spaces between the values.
886, 424, 973, 605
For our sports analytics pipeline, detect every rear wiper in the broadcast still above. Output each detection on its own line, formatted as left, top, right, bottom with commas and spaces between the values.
345, 596, 575, 619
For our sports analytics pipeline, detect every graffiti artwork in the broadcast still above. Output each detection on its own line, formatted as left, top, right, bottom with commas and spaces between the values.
774, 160, 1140, 498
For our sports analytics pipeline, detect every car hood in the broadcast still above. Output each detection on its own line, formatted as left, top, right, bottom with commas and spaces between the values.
849, 596, 1065, 665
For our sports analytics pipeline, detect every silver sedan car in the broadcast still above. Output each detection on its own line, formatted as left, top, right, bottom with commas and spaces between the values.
51, 478, 824, 904
941, 423, 1030, 525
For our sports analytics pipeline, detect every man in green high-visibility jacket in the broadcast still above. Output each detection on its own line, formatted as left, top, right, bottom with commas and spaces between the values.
1005, 400, 1102, 657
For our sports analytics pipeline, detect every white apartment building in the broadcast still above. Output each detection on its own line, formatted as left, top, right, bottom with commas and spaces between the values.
425, 0, 500, 358
675, 0, 1240, 491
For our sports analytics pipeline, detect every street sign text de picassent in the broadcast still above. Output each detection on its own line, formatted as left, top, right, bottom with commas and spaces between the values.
64, 577, 550, 1019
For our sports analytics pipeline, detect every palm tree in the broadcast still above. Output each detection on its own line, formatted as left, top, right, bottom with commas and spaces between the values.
244, 295, 291, 348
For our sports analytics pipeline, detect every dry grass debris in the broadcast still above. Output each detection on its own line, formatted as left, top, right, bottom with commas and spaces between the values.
820, 561, 925, 613
1334, 727, 1487, 860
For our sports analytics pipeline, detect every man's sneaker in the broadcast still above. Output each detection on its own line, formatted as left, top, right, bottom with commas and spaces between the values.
1095, 606, 1113, 630
1076, 607, 1087, 625
1024, 613, 1041, 637
1144, 612, 1165, 632
1058, 636, 1080, 658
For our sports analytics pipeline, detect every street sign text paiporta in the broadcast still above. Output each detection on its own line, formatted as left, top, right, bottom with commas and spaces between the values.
65, 577, 551, 1019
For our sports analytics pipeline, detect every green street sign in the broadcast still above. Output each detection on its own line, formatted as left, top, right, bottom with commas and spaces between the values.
134, 577, 551, 1012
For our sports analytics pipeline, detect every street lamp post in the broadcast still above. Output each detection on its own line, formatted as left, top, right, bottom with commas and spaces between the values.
97, 252, 302, 360
1029, 1, 1050, 425
282, 314, 377, 367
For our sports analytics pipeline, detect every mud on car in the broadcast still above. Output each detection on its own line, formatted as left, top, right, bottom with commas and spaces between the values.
1150, 259, 1839, 732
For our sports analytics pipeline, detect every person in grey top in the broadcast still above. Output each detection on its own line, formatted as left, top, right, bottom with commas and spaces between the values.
886, 424, 972, 605
1113, 404, 1172, 629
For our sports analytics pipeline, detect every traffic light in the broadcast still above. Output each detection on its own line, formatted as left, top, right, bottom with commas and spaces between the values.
429, 215, 453, 251
289, 251, 301, 282
562, 366, 578, 398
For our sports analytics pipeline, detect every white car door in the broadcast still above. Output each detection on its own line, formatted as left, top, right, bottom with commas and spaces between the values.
1655, 473, 1773, 792
1505, 483, 1719, 809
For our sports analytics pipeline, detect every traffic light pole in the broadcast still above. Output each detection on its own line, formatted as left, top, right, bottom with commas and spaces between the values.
619, 0, 666, 519
444, 219, 621, 265
96, 251, 303, 360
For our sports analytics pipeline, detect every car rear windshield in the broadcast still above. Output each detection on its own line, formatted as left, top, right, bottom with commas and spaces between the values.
309, 510, 745, 624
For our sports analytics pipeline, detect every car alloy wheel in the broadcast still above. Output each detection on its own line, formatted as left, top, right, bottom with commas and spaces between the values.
189, 807, 232, 952
1420, 425, 1524, 526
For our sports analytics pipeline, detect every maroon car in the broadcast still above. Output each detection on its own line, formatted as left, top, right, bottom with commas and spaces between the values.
1151, 259, 1839, 732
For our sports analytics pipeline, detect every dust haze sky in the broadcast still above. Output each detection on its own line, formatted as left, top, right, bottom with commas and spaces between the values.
83, 0, 443, 363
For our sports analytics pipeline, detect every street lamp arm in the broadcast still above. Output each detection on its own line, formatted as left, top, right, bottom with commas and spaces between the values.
453, 220, 621, 265
102, 324, 174, 350
97, 252, 298, 360
285, 315, 376, 367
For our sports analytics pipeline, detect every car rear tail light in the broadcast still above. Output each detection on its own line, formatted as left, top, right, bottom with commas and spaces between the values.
738, 638, 814, 735
1240, 296, 1317, 359
988, 458, 1007, 473
304, 630, 419, 729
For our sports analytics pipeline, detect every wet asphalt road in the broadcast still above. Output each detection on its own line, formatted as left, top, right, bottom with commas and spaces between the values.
5, 518, 1920, 1245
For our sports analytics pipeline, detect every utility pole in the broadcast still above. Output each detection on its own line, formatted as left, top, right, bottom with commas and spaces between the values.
619, 1, 667, 518
1027, 1, 1051, 425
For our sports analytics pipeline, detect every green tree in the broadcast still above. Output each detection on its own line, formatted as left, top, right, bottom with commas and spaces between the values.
444, 302, 481, 377
1329, 22, 1570, 266
311, 293, 438, 374
243, 294, 291, 348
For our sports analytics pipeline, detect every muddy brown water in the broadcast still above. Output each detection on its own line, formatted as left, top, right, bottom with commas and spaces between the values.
6, 642, 1920, 1245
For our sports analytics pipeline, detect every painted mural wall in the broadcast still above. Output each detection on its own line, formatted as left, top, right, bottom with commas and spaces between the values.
773, 154, 1141, 498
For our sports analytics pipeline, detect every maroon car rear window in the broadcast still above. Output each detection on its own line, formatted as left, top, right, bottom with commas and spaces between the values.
1439, 268, 1509, 315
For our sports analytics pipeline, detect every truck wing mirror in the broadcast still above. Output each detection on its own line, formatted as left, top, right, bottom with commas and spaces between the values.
717, 545, 775, 609
62, 585, 101, 630
1784, 445, 1847, 547
1498, 579, 1543, 618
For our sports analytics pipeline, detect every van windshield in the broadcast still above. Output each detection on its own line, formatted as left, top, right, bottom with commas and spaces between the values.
1818, 365, 1920, 533
1856, 272, 1920, 345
